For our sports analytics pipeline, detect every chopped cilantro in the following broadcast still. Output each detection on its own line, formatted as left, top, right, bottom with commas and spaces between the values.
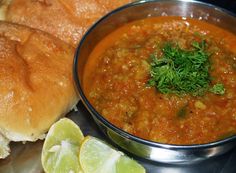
148, 40, 225, 96
209, 83, 225, 95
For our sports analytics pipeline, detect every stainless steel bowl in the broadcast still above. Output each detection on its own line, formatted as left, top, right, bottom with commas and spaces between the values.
74, 0, 236, 164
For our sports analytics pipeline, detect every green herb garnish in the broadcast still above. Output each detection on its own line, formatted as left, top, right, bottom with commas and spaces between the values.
148, 40, 225, 96
209, 83, 225, 95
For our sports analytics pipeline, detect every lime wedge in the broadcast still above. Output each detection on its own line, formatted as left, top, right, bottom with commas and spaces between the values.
79, 136, 145, 173
116, 156, 146, 173
41, 118, 84, 173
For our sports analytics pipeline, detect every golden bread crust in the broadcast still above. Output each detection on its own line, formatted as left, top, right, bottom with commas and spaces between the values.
6, 0, 133, 47
0, 21, 77, 142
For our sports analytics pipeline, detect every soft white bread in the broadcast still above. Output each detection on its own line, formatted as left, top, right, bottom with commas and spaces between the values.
0, 133, 9, 159
0, 21, 78, 158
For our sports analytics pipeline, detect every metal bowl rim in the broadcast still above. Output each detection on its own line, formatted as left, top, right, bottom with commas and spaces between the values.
73, 0, 236, 150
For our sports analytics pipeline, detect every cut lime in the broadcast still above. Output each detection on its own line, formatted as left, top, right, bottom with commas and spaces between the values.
116, 156, 146, 173
79, 136, 145, 173
41, 118, 84, 173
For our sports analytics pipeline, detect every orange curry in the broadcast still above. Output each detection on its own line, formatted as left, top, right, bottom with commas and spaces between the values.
83, 17, 236, 145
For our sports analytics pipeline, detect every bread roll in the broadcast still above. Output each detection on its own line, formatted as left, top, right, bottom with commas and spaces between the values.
5, 0, 133, 47
0, 21, 77, 158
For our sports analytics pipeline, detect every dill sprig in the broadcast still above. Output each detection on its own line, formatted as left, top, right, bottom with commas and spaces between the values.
148, 40, 225, 96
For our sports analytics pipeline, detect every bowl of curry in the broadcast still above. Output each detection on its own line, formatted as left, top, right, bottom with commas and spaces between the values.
74, 0, 236, 163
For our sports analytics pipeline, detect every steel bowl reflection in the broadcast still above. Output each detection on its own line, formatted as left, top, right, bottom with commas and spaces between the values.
73, 0, 236, 163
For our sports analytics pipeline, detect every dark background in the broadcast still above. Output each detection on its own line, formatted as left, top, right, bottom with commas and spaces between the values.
201, 0, 236, 13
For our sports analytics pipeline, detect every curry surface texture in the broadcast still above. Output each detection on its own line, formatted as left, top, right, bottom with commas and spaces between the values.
83, 17, 236, 145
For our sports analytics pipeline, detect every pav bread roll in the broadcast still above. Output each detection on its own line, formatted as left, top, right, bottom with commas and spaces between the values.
0, 21, 77, 158
5, 0, 133, 47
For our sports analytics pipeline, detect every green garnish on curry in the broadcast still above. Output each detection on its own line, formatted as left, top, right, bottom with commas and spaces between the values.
148, 40, 225, 96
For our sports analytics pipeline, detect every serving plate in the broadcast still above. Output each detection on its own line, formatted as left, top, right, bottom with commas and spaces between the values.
0, 102, 236, 173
